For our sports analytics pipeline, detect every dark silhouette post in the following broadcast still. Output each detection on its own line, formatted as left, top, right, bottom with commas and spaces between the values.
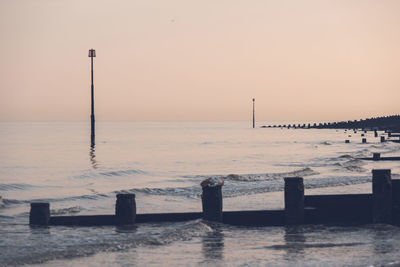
29, 203, 50, 226
373, 153, 381, 161
372, 169, 392, 223
284, 177, 304, 225
115, 194, 136, 225
88, 49, 96, 143
201, 179, 224, 222
202, 186, 223, 222
252, 98, 255, 128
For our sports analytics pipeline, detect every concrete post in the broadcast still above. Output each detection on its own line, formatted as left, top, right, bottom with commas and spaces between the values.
115, 194, 136, 225
373, 153, 381, 161
372, 169, 392, 223
202, 186, 223, 222
284, 177, 304, 225
29, 203, 50, 226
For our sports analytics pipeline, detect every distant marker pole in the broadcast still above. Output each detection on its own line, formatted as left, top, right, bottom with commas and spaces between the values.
252, 98, 255, 128
88, 48, 96, 143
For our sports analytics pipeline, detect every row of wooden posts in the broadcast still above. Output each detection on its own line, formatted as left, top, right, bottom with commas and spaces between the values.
344, 129, 400, 144
29, 169, 400, 227
344, 129, 387, 144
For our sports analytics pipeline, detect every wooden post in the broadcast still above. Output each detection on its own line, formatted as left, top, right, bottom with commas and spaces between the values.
381, 136, 385, 142
373, 153, 381, 161
393, 179, 400, 225
372, 169, 392, 223
115, 194, 136, 225
29, 203, 50, 226
362, 138, 367, 143
392, 180, 400, 206
202, 185, 223, 222
284, 177, 304, 225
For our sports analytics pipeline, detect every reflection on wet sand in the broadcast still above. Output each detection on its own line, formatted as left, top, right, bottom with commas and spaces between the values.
283, 226, 306, 261
202, 222, 224, 264
371, 224, 394, 256
90, 137, 98, 169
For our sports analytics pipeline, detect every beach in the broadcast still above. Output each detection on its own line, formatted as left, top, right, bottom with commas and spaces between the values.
1, 121, 400, 266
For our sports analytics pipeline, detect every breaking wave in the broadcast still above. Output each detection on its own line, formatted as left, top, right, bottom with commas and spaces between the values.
115, 186, 201, 199
0, 183, 36, 191
333, 159, 367, 173
225, 167, 318, 182
99, 169, 146, 177
73, 168, 146, 179
1, 193, 111, 206
118, 174, 371, 199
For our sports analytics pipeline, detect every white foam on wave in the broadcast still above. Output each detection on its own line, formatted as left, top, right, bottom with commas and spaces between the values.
119, 172, 371, 200
225, 167, 318, 182
50, 206, 82, 216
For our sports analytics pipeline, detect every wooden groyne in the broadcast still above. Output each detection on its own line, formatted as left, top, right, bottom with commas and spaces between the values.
29, 169, 400, 227
261, 115, 400, 132
360, 153, 400, 161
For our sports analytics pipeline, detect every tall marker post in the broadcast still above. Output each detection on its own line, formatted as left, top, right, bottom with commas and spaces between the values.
252, 98, 255, 128
88, 49, 96, 144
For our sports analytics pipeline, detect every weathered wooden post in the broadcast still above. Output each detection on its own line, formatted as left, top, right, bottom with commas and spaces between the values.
115, 194, 136, 225
362, 138, 367, 143
372, 169, 392, 223
373, 153, 381, 161
29, 203, 50, 226
284, 177, 304, 225
381, 136, 385, 142
392, 179, 400, 225
201, 178, 223, 222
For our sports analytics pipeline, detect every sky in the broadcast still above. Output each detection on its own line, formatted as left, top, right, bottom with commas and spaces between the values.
0, 0, 400, 122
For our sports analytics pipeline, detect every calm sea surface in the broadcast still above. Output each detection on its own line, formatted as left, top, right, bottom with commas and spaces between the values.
1, 121, 400, 266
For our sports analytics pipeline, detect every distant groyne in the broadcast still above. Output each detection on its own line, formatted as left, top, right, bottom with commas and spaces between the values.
261, 115, 400, 131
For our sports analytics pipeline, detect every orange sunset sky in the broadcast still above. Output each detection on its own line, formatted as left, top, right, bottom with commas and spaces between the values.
1, 0, 400, 121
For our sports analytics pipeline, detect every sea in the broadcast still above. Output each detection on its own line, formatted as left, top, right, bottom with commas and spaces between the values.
1, 121, 400, 266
